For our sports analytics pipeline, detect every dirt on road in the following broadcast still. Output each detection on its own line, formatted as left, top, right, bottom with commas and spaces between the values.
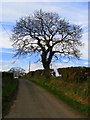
6, 79, 87, 118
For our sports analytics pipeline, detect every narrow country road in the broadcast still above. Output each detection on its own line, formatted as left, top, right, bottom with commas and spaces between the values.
6, 79, 86, 118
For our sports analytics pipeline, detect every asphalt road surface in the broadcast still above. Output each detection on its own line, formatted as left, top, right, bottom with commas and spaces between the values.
6, 79, 87, 118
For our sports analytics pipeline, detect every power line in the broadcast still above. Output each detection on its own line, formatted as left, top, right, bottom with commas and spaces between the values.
0, 23, 11, 37
29, 61, 30, 72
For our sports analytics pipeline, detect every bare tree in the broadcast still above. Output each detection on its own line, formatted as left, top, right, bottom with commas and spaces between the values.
11, 10, 83, 72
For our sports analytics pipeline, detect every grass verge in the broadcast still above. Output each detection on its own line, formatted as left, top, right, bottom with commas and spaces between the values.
2, 77, 19, 118
27, 76, 90, 117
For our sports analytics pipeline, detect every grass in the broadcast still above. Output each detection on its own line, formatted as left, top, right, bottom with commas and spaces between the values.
26, 76, 90, 116
2, 77, 19, 117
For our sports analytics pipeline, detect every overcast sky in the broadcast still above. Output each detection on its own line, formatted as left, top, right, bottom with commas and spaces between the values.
0, 1, 89, 72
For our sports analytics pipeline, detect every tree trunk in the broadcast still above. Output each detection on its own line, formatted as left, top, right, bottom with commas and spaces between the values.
41, 51, 54, 80
42, 61, 51, 79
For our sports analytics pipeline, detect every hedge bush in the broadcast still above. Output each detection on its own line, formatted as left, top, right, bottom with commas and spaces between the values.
58, 67, 89, 83
2, 72, 13, 79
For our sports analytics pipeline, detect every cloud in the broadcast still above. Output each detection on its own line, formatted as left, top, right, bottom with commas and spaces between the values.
1, 2, 63, 22
0, 60, 21, 71
80, 35, 88, 60
0, 49, 15, 54
27, 62, 43, 72
84, 61, 89, 66
0, 36, 12, 48
1, 2, 88, 24
0, 26, 12, 48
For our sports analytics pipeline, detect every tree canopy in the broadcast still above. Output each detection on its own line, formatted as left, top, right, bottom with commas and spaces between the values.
11, 10, 83, 70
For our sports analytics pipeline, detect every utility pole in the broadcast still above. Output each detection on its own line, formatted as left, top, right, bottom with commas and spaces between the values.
50, 63, 52, 69
29, 61, 30, 73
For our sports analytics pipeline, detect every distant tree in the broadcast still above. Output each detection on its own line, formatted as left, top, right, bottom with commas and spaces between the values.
9, 67, 26, 76
11, 10, 83, 74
